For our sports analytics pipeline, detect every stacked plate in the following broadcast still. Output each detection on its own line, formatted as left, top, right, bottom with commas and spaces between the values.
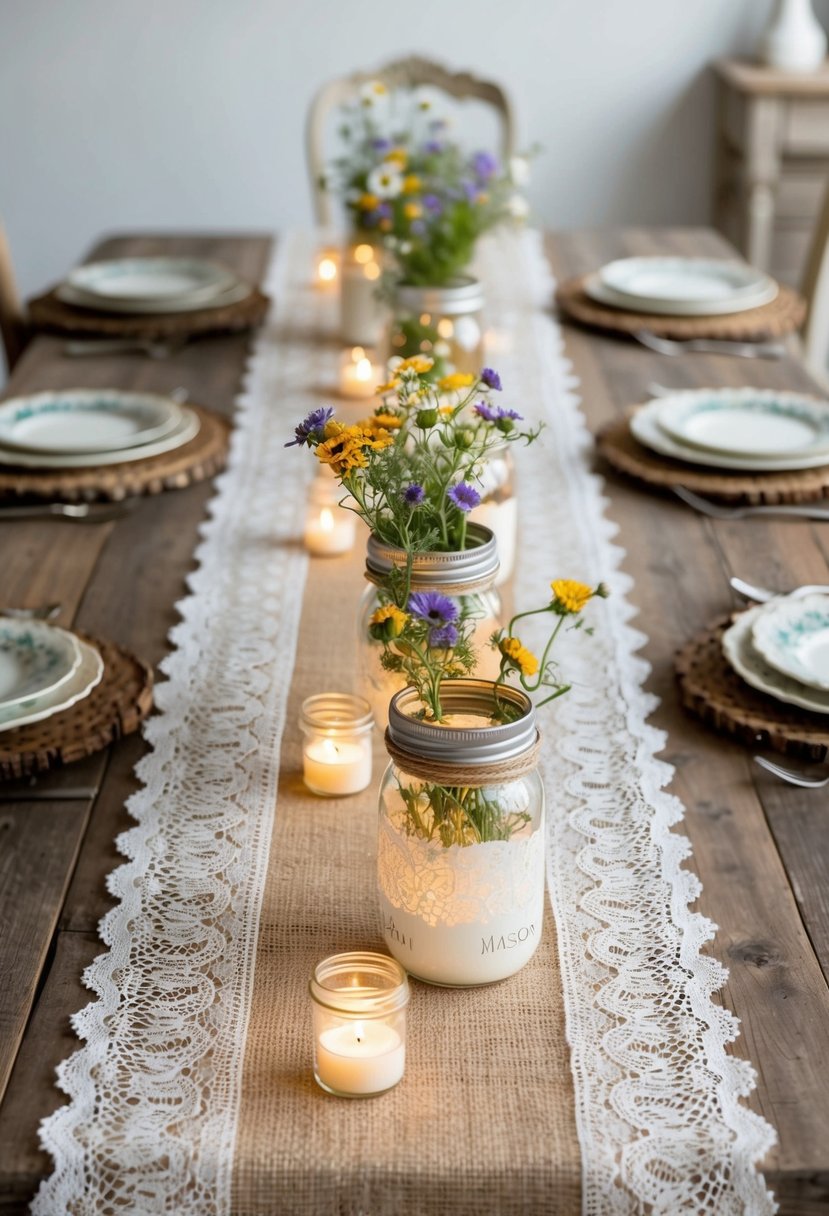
630, 388, 829, 473
56, 257, 251, 314
723, 594, 829, 715
0, 618, 104, 733
0, 389, 199, 469
585, 256, 778, 316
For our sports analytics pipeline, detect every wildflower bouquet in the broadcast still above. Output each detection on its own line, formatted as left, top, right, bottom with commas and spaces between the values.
326, 82, 528, 286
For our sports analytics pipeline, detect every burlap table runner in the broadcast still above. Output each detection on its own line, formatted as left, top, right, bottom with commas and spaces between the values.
231, 549, 581, 1216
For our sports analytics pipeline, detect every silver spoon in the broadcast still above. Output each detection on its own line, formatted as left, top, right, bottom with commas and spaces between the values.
754, 755, 829, 787
674, 486, 829, 522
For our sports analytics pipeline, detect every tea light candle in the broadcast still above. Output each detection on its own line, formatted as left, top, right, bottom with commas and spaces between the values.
341, 242, 384, 345
310, 952, 410, 1097
300, 693, 373, 796
315, 247, 340, 288
339, 346, 379, 399
303, 475, 356, 556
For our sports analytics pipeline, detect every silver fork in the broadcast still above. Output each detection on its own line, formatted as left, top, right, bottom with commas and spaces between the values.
0, 500, 135, 523
634, 330, 786, 359
63, 338, 187, 359
673, 485, 829, 521
730, 576, 829, 602
754, 755, 829, 787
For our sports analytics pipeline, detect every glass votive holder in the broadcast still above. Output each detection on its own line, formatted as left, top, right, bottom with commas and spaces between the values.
303, 475, 356, 556
315, 245, 340, 288
339, 345, 380, 399
310, 951, 409, 1097
300, 693, 373, 796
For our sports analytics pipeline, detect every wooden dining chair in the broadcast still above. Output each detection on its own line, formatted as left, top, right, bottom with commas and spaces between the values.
0, 222, 27, 373
801, 177, 829, 378
306, 56, 516, 227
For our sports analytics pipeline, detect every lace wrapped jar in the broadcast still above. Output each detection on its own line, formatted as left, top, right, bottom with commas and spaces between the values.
387, 277, 484, 377
468, 444, 517, 586
377, 680, 545, 986
358, 522, 502, 729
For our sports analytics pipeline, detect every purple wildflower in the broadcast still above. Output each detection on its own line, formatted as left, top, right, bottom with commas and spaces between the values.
474, 401, 497, 422
403, 483, 425, 507
447, 482, 481, 513
423, 193, 443, 214
285, 406, 333, 447
376, 201, 392, 219
481, 367, 502, 391
472, 151, 499, 181
410, 220, 427, 236
372, 138, 391, 152
461, 179, 478, 201
428, 623, 459, 649
408, 591, 459, 626
423, 139, 444, 155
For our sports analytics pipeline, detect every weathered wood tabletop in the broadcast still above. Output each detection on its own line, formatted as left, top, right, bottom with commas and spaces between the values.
0, 228, 827, 1215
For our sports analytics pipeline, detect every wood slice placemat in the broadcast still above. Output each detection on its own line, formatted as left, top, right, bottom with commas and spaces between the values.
596, 411, 829, 505
28, 286, 270, 339
556, 274, 805, 341
0, 634, 153, 780
0, 404, 231, 502
675, 616, 829, 760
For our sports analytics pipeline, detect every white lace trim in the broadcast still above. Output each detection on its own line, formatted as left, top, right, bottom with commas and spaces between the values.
479, 229, 777, 1215
33, 234, 326, 1215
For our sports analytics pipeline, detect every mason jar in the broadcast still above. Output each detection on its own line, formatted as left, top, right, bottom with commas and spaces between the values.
468, 444, 517, 586
387, 276, 484, 377
377, 680, 545, 986
358, 522, 502, 729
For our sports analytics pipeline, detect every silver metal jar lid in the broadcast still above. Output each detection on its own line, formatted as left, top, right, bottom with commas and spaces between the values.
387, 679, 537, 766
394, 275, 485, 317
365, 523, 499, 589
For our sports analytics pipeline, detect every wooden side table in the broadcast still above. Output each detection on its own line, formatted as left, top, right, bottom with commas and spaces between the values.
714, 56, 829, 285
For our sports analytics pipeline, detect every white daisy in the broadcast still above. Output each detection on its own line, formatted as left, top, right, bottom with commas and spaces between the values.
507, 193, 530, 219
509, 155, 530, 186
367, 163, 404, 199
359, 80, 388, 107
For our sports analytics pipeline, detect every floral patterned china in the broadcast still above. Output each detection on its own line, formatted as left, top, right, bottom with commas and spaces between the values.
751, 594, 829, 691
590, 256, 778, 316
722, 604, 829, 714
0, 636, 104, 733
0, 618, 82, 712
0, 406, 200, 469
655, 388, 829, 459
0, 390, 183, 455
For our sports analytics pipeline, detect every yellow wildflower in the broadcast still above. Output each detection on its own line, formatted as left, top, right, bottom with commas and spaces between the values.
403, 201, 423, 220
359, 192, 379, 210
369, 604, 409, 640
499, 636, 539, 677
385, 147, 408, 168
361, 412, 403, 431
437, 372, 475, 392
315, 423, 392, 476
376, 376, 402, 395
551, 579, 594, 614
397, 355, 434, 374
402, 174, 422, 194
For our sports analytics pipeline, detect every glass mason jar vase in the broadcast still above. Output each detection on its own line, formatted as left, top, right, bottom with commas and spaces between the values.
377, 680, 545, 986
387, 277, 484, 377
340, 239, 385, 347
468, 445, 517, 587
358, 522, 502, 730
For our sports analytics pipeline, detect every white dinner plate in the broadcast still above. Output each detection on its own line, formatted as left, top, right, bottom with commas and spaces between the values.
56, 277, 251, 315
0, 390, 183, 454
751, 593, 829, 691
66, 257, 237, 304
0, 637, 104, 733
722, 605, 829, 715
0, 618, 82, 712
655, 389, 829, 458
629, 399, 829, 472
594, 256, 777, 315
0, 406, 200, 469
583, 273, 777, 317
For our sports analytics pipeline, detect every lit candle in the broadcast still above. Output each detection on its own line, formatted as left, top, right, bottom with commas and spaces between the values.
310, 952, 410, 1098
341, 242, 385, 345
339, 345, 379, 399
304, 504, 355, 556
299, 693, 374, 796
316, 1020, 405, 1095
315, 247, 340, 288
303, 736, 372, 796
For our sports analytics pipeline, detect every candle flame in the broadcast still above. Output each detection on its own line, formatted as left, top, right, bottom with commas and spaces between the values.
320, 507, 334, 534
318, 257, 337, 282
351, 346, 366, 361
354, 244, 374, 264
355, 358, 372, 382
322, 737, 340, 760
353, 1020, 365, 1044
364, 261, 381, 281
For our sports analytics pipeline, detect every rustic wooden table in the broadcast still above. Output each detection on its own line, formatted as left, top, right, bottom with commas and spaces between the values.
0, 229, 827, 1215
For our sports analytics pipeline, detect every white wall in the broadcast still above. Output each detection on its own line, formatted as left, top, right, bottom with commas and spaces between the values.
1, 0, 826, 301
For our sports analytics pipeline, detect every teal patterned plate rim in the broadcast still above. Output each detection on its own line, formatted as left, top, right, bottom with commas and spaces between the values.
751, 593, 829, 692
0, 619, 82, 712
656, 388, 829, 459
0, 636, 104, 733
0, 390, 183, 455
723, 605, 829, 715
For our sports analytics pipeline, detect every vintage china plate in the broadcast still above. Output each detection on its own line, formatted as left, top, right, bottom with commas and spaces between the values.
0, 636, 104, 733
0, 390, 183, 454
0, 618, 82, 712
751, 594, 829, 691
66, 257, 237, 304
0, 406, 200, 469
593, 256, 777, 315
630, 399, 829, 472
56, 278, 251, 315
655, 389, 829, 458
722, 605, 829, 715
